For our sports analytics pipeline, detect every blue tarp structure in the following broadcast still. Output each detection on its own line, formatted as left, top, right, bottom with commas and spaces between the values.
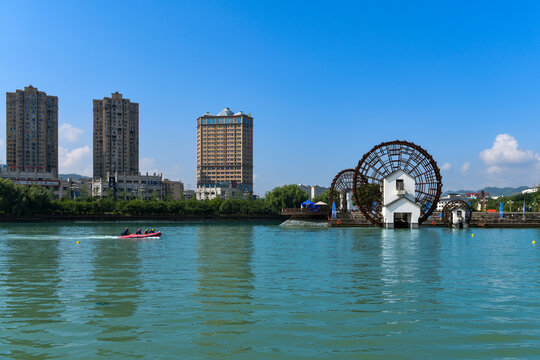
332, 202, 337, 219
301, 200, 321, 212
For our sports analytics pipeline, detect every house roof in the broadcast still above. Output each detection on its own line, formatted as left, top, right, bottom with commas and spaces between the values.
384, 169, 415, 181
384, 193, 421, 208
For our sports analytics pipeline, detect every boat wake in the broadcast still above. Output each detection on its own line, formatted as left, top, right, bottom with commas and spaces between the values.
2, 234, 120, 241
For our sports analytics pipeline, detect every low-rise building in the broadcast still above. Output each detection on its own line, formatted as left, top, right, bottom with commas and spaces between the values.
163, 178, 184, 200
92, 172, 164, 200
183, 190, 195, 200
522, 185, 539, 194
0, 169, 62, 198
196, 181, 246, 200
381, 170, 421, 229
58, 178, 92, 199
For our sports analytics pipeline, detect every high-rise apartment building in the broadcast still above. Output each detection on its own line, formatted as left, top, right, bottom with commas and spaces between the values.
93, 92, 139, 179
197, 108, 253, 197
5, 86, 58, 175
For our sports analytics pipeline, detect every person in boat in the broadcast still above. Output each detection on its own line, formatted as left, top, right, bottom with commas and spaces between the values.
136, 228, 142, 235
144, 229, 149, 234
150, 228, 155, 234
121, 227, 130, 236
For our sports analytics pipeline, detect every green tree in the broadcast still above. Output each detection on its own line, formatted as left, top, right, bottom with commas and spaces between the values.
0, 179, 20, 214
313, 190, 329, 204
264, 184, 308, 213
354, 183, 382, 208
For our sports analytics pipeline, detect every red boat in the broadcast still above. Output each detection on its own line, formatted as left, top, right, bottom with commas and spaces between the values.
119, 232, 161, 239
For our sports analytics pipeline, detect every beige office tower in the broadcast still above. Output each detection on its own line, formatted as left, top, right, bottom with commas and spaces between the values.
5, 86, 58, 175
93, 92, 139, 179
197, 108, 253, 194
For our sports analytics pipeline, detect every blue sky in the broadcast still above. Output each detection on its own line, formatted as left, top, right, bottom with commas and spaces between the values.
1, 1, 540, 194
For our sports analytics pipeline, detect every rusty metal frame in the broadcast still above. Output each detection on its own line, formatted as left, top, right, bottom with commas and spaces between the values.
442, 200, 471, 227
329, 169, 355, 212
352, 140, 443, 227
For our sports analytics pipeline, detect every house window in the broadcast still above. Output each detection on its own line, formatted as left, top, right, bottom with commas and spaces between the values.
396, 179, 404, 191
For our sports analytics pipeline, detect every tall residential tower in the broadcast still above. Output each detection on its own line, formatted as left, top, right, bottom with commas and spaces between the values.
5, 86, 58, 175
197, 108, 253, 198
93, 92, 139, 179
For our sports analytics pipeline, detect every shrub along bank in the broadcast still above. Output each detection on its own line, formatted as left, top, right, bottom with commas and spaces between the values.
0, 179, 311, 217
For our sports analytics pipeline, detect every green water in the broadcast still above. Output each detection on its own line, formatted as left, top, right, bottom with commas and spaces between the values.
0, 223, 539, 359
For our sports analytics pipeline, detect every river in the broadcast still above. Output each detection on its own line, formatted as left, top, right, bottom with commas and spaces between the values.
0, 222, 538, 359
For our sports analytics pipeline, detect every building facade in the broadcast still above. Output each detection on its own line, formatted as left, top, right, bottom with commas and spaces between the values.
92, 172, 163, 200
381, 170, 421, 229
196, 107, 253, 199
58, 177, 92, 199
93, 92, 139, 179
6, 86, 58, 175
0, 168, 64, 198
183, 190, 195, 200
196, 181, 245, 200
163, 178, 184, 200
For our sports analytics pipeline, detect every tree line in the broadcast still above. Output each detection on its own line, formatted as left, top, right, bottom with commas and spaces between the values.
4, 178, 536, 216
480, 189, 540, 212
0, 179, 310, 216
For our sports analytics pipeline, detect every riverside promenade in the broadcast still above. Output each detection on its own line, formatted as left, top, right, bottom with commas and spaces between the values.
325, 212, 540, 228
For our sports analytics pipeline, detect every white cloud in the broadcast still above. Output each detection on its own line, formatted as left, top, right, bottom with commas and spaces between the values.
486, 165, 502, 175
440, 162, 451, 171
461, 162, 471, 173
479, 134, 540, 165
140, 157, 159, 174
59, 146, 91, 175
59, 124, 83, 143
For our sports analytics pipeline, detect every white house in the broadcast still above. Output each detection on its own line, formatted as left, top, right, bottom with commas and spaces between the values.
381, 170, 421, 229
522, 185, 539, 194
450, 208, 468, 229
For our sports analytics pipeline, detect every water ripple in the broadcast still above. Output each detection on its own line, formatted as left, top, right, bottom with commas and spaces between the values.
0, 224, 539, 358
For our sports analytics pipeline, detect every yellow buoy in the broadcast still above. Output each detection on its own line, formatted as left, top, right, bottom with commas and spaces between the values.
76, 241, 80, 244
533, 240, 536, 244
471, 234, 475, 237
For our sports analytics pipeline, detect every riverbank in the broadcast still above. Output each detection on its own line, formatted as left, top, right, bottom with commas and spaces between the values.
328, 211, 540, 228
0, 214, 285, 223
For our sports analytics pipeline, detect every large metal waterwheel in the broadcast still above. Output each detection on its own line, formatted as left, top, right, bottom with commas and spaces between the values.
352, 140, 443, 227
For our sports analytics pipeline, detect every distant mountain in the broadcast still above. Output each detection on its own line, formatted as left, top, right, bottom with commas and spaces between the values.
1, 167, 90, 181
297, 184, 330, 198
60, 173, 91, 181
443, 186, 530, 197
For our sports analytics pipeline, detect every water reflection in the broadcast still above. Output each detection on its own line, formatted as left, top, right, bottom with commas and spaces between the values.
192, 225, 255, 356
380, 229, 442, 304
349, 228, 385, 304
86, 237, 143, 350
1, 230, 62, 359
